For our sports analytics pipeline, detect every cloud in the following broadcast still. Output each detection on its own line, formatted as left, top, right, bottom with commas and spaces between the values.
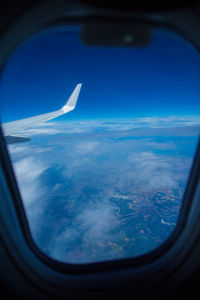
128, 151, 189, 189
8, 144, 53, 157
7, 145, 29, 154
11, 156, 48, 238
77, 202, 118, 243
145, 141, 176, 150
7, 116, 200, 138
50, 201, 120, 263
12, 156, 47, 204
75, 141, 99, 154
6, 118, 198, 263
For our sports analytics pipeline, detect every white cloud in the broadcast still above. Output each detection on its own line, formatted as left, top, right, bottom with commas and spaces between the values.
77, 203, 118, 241
11, 156, 49, 238
8, 144, 53, 158
49, 200, 120, 263
145, 141, 176, 150
7, 116, 199, 139
75, 141, 99, 154
12, 156, 47, 207
128, 151, 179, 189
7, 145, 29, 154
6, 117, 198, 263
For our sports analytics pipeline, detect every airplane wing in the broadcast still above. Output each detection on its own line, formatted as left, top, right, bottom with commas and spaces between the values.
2, 83, 82, 144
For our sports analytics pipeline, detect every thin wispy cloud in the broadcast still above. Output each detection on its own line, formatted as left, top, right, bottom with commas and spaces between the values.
7, 116, 200, 138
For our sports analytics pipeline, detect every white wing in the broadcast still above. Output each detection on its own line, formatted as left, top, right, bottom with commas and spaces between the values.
2, 83, 82, 144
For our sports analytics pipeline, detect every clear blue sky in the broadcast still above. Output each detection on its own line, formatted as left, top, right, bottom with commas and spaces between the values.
1, 27, 200, 123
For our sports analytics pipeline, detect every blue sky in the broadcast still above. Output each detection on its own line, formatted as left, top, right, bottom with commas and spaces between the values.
0, 27, 200, 123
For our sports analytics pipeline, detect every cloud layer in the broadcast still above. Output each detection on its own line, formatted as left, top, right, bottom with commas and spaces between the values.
4, 116, 200, 138
7, 118, 199, 263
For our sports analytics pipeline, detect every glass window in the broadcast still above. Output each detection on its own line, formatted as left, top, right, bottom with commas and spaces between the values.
0, 26, 200, 264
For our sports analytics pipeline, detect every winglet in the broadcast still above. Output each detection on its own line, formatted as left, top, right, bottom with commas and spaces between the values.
62, 83, 82, 113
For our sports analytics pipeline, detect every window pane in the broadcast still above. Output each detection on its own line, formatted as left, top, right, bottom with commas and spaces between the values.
0, 26, 200, 263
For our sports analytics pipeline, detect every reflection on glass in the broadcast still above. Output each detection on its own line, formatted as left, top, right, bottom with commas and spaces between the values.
0, 27, 200, 263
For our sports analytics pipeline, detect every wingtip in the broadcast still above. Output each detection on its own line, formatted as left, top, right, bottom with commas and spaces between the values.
62, 83, 82, 112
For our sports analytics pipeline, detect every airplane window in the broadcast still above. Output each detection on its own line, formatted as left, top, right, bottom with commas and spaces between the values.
0, 26, 200, 264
